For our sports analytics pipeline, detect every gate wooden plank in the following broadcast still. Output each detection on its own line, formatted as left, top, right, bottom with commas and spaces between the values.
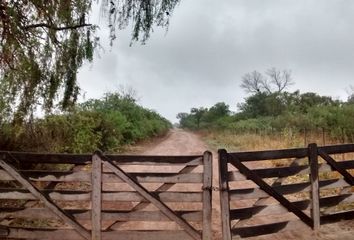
0, 151, 203, 165
228, 178, 348, 200
0, 188, 202, 202
5, 227, 194, 240
202, 151, 212, 240
0, 157, 91, 240
230, 148, 308, 161
91, 154, 102, 240
227, 160, 354, 182
318, 149, 354, 185
319, 144, 354, 154
106, 155, 203, 165
218, 149, 232, 240
102, 172, 203, 183
5, 227, 86, 240
308, 143, 320, 230
228, 155, 314, 228
107, 164, 199, 230
0, 170, 203, 183
0, 207, 203, 222
99, 153, 202, 240
0, 225, 8, 237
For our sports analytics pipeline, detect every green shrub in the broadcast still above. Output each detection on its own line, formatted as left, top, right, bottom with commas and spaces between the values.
0, 92, 171, 153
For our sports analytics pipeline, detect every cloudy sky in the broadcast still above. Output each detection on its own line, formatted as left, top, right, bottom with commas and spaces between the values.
78, 0, 354, 123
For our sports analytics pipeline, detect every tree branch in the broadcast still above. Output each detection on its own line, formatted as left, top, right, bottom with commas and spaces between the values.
24, 23, 92, 31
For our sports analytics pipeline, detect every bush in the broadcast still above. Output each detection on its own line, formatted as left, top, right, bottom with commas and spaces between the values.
0, 92, 171, 153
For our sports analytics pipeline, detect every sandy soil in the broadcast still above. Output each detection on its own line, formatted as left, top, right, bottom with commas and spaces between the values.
142, 128, 222, 239
133, 128, 354, 240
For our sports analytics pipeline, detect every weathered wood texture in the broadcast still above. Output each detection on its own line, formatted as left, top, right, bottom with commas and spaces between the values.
309, 143, 320, 230
202, 151, 212, 240
218, 149, 232, 240
0, 151, 203, 165
91, 153, 102, 240
99, 153, 201, 240
228, 157, 313, 228
0, 156, 91, 240
0, 151, 211, 240
3, 227, 195, 240
220, 143, 354, 239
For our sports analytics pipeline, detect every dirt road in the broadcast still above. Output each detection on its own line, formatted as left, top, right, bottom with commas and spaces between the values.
142, 128, 222, 239
138, 129, 354, 240
143, 128, 209, 155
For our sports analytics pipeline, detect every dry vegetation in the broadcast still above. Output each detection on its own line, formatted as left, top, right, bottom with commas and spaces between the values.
202, 130, 354, 239
201, 130, 348, 152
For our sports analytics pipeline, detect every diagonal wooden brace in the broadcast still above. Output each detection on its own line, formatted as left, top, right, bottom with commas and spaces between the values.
228, 155, 314, 228
0, 155, 91, 240
98, 153, 202, 240
318, 149, 354, 186
107, 164, 198, 230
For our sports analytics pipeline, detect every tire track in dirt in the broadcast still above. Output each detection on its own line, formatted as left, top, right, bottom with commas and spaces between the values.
142, 128, 222, 239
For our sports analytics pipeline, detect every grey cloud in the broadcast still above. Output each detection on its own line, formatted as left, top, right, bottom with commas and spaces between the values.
78, 0, 354, 122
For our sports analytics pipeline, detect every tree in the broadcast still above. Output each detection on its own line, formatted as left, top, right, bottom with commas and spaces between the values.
191, 107, 207, 129
0, 0, 180, 122
176, 112, 198, 129
240, 71, 266, 94
266, 68, 293, 93
347, 85, 354, 104
240, 68, 294, 94
238, 92, 286, 118
203, 102, 230, 122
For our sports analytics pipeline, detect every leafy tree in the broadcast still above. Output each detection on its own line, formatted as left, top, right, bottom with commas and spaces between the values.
177, 103, 231, 130
0, 0, 180, 122
191, 107, 207, 129
203, 102, 230, 123
297, 92, 337, 113
238, 92, 275, 118
208, 102, 230, 118
176, 112, 191, 128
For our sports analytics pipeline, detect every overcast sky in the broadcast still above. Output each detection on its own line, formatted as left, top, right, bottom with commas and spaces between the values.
78, 0, 354, 123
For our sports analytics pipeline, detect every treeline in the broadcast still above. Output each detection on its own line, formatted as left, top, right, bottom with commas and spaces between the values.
0, 92, 171, 153
177, 90, 354, 142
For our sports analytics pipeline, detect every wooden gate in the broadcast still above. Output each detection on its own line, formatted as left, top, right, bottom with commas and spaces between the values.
0, 151, 212, 240
219, 143, 354, 239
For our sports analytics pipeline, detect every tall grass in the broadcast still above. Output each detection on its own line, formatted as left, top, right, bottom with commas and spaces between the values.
201, 129, 351, 152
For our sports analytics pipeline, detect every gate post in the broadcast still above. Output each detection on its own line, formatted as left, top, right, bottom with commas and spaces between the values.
202, 151, 213, 240
218, 149, 232, 240
308, 143, 320, 230
92, 152, 102, 240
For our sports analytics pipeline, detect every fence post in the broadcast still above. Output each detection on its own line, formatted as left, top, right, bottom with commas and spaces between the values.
91, 152, 102, 240
308, 143, 320, 230
218, 149, 232, 240
202, 151, 213, 240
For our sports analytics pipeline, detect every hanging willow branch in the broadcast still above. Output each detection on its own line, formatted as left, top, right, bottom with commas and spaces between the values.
0, 0, 180, 123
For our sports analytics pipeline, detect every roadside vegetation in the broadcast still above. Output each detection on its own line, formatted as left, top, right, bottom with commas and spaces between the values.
0, 91, 171, 153
177, 68, 354, 151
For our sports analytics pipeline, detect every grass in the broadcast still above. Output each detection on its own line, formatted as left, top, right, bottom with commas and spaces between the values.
200, 130, 348, 152
201, 129, 354, 213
